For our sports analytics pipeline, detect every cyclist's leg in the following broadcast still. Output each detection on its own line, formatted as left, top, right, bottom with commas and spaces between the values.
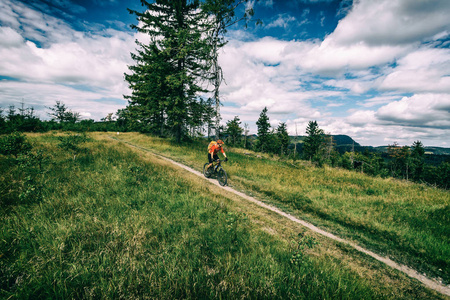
207, 153, 214, 168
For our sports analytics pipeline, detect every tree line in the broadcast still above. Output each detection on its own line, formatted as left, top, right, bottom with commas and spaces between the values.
1, 101, 449, 189
245, 106, 449, 189
0, 102, 120, 134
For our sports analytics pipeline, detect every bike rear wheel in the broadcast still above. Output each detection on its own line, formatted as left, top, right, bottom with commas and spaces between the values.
217, 167, 227, 186
203, 163, 213, 178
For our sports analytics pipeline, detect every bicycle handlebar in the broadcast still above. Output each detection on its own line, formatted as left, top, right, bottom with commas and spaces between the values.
215, 159, 228, 163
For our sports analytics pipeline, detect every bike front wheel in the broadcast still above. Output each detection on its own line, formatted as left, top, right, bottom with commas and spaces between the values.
217, 167, 227, 186
203, 163, 213, 178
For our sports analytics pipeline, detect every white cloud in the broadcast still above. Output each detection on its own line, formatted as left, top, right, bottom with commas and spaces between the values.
0, 0, 137, 120
301, 39, 410, 76
0, 81, 125, 120
266, 14, 296, 29
327, 93, 450, 146
0, 26, 24, 48
0, 0, 21, 28
0, 0, 77, 46
329, 0, 450, 46
376, 94, 450, 129
0, 26, 134, 91
345, 110, 377, 127
357, 95, 403, 108
262, 0, 273, 7
379, 48, 450, 93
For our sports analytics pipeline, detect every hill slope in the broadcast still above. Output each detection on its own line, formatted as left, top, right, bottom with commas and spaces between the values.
1, 132, 448, 299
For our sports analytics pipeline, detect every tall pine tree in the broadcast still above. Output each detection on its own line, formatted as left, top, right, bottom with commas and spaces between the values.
125, 0, 211, 142
256, 107, 270, 152
303, 120, 324, 161
125, 43, 170, 135
277, 122, 289, 156
226, 116, 243, 146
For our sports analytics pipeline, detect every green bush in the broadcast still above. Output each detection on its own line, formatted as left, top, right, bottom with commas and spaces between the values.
0, 132, 32, 157
57, 133, 90, 159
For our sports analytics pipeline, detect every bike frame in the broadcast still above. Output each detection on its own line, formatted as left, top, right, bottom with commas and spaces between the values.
203, 159, 227, 186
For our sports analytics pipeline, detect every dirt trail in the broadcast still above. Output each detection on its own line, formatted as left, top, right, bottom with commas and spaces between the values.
115, 137, 450, 297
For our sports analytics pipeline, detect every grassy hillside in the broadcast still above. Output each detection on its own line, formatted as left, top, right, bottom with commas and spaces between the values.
0, 132, 448, 299
111, 132, 450, 285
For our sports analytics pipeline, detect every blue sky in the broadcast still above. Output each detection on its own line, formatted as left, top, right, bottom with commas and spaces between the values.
0, 0, 449, 147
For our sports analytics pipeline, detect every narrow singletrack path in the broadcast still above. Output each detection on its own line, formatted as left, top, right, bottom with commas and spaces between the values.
113, 137, 450, 297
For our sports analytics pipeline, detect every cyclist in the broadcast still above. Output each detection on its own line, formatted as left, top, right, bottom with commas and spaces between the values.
207, 139, 228, 169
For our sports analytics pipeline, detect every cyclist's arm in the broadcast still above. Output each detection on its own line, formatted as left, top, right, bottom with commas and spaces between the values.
221, 148, 227, 160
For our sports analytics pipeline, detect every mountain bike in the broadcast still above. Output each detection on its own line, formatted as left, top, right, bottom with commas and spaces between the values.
203, 159, 227, 186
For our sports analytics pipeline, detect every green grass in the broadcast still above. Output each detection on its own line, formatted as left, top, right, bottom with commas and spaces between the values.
0, 132, 446, 299
111, 132, 450, 285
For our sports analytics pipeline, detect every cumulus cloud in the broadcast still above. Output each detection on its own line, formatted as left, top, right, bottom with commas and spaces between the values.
0, 0, 139, 121
216, 0, 450, 146
376, 94, 450, 129
379, 48, 450, 93
0, 0, 78, 46
329, 0, 450, 46
219, 38, 345, 116
357, 95, 403, 108
0, 25, 134, 90
0, 81, 124, 120
0, 26, 24, 48
328, 93, 450, 146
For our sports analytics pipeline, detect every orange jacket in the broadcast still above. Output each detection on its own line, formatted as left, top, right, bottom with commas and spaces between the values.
209, 143, 224, 155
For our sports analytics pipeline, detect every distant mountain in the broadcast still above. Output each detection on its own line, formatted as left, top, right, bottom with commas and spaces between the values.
375, 146, 450, 156
331, 136, 450, 156
289, 134, 359, 146
424, 147, 450, 155
269, 134, 449, 156
332, 135, 361, 147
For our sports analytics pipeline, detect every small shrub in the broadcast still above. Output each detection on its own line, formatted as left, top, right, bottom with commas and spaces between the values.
290, 233, 318, 266
0, 132, 32, 157
57, 133, 90, 160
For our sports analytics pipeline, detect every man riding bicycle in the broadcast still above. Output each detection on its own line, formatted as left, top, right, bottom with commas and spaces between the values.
207, 139, 228, 169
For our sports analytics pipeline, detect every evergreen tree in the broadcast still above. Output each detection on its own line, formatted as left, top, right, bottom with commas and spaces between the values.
47, 101, 80, 125
47, 101, 67, 123
410, 140, 425, 181
7, 105, 16, 122
387, 142, 410, 179
187, 98, 207, 137
125, 43, 170, 135
303, 120, 325, 162
126, 0, 211, 142
243, 122, 250, 149
276, 122, 289, 156
1, 104, 43, 133
65, 111, 81, 124
255, 107, 271, 152
323, 133, 336, 164
226, 116, 243, 146
0, 107, 5, 133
